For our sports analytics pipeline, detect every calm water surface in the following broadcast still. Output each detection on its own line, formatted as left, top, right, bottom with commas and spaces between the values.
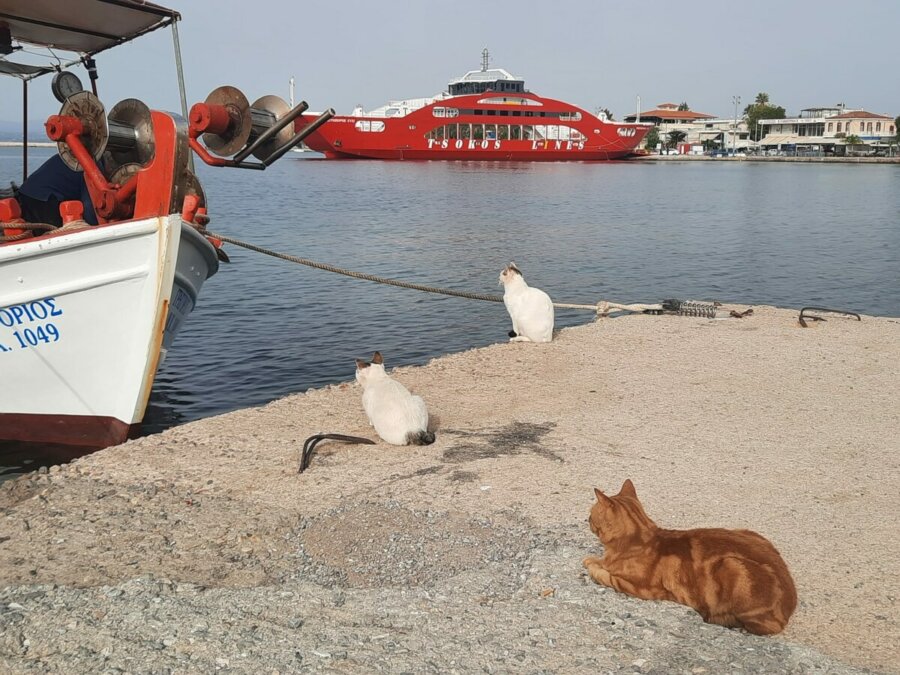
2, 148, 899, 471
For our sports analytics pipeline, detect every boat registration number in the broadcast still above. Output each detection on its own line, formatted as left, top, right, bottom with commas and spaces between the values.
0, 298, 63, 353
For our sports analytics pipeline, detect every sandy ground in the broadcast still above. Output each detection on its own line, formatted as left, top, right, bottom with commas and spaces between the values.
0, 305, 897, 673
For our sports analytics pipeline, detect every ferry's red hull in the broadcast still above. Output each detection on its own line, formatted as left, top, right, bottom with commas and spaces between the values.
296, 92, 649, 161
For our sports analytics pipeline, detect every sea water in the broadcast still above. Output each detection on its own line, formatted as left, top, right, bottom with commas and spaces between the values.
2, 148, 898, 473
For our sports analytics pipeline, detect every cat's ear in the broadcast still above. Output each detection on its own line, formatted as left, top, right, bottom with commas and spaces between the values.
619, 479, 637, 498
594, 488, 613, 506
372, 351, 383, 365
355, 359, 369, 370
508, 262, 521, 275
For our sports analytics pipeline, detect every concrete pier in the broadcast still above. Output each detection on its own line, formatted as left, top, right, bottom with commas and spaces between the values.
1, 306, 897, 673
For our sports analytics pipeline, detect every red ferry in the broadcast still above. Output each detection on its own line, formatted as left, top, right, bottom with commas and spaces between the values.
297, 52, 651, 161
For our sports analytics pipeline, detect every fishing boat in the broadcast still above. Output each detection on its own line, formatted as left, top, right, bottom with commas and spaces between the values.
0, 0, 329, 449
297, 49, 651, 161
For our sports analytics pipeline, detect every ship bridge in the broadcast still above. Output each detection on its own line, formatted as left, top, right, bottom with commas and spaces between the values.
447, 68, 525, 96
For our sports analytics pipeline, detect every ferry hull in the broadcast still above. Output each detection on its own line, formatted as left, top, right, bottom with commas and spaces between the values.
298, 91, 650, 162
0, 216, 218, 449
321, 148, 639, 161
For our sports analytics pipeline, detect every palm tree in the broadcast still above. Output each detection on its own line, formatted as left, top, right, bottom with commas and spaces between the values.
667, 130, 687, 149
755, 92, 770, 106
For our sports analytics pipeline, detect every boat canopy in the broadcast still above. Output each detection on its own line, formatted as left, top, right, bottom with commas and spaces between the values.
0, 0, 179, 79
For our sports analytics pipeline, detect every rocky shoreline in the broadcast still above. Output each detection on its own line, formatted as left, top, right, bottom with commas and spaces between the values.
1, 306, 897, 673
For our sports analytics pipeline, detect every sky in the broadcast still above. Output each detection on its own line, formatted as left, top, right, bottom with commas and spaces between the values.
2, 0, 899, 130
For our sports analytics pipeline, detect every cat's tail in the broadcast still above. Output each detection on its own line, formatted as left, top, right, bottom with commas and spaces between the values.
407, 430, 436, 446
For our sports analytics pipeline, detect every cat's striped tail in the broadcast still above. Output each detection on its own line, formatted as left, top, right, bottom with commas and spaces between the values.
407, 430, 436, 445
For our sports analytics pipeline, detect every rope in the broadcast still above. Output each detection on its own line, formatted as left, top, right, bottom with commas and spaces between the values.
1, 221, 56, 242
199, 229, 665, 315
202, 229, 509, 305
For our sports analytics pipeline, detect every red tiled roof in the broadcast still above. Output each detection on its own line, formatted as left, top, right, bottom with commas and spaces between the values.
829, 110, 892, 120
629, 109, 716, 120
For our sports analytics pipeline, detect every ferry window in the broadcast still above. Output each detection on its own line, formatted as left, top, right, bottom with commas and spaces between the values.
512, 111, 521, 117
534, 125, 546, 139
433, 107, 446, 118
355, 120, 371, 132
523, 125, 534, 140
485, 124, 497, 140
498, 125, 509, 141
371, 121, 385, 132
473, 124, 484, 140
460, 124, 471, 140
487, 109, 496, 116
447, 108, 459, 118
511, 125, 521, 140
435, 126, 445, 139
524, 111, 534, 117
448, 124, 458, 139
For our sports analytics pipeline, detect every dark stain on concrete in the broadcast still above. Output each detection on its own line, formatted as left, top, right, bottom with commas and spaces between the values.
440, 422, 561, 464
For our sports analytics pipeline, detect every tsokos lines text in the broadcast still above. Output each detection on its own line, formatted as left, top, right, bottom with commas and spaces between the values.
0, 298, 63, 353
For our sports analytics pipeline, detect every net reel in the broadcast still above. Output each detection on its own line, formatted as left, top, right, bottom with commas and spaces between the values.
55, 91, 108, 171
103, 98, 156, 178
188, 84, 334, 169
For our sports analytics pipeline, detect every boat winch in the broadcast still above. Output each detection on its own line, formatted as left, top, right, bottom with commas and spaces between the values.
188, 84, 335, 169
36, 83, 334, 230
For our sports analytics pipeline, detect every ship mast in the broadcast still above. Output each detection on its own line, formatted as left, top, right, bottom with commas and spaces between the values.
481, 47, 489, 72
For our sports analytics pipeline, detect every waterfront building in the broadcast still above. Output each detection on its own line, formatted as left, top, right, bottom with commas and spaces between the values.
623, 103, 751, 152
759, 107, 896, 154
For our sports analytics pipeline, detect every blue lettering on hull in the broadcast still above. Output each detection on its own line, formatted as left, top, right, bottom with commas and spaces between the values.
0, 297, 64, 354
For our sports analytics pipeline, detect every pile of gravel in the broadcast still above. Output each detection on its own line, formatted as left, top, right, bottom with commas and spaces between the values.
0, 496, 874, 674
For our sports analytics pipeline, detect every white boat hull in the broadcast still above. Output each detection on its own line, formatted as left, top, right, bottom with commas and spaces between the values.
0, 216, 218, 447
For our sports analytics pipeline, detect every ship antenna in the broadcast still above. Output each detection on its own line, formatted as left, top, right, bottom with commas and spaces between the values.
481, 47, 489, 72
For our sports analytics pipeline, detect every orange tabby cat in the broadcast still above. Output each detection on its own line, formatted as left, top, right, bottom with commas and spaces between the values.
583, 479, 797, 635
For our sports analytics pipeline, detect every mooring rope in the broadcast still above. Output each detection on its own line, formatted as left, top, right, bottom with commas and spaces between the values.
199, 229, 611, 311
196, 229, 701, 316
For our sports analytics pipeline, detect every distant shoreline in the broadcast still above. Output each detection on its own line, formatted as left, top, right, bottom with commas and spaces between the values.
0, 141, 55, 148
633, 153, 900, 164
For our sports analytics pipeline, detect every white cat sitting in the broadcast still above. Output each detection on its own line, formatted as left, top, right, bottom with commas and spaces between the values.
499, 262, 554, 343
355, 351, 435, 446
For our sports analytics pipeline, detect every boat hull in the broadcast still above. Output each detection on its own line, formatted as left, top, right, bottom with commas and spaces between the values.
298, 92, 650, 161
0, 216, 218, 448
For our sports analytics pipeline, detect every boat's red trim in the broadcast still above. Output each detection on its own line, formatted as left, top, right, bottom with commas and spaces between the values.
0, 413, 136, 449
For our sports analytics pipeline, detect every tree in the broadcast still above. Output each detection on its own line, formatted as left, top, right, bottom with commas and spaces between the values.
644, 126, 659, 150
667, 129, 687, 149
677, 102, 690, 111
744, 97, 787, 141
844, 134, 862, 145
895, 116, 900, 141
